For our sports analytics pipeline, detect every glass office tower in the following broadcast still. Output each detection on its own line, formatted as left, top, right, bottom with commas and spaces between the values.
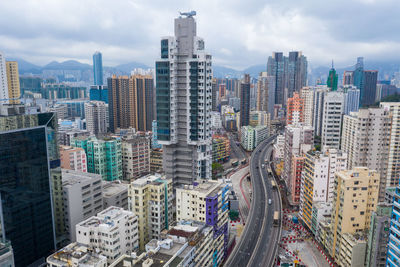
0, 112, 59, 266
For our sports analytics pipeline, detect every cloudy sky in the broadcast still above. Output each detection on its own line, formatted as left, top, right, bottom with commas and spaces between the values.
0, 0, 399, 70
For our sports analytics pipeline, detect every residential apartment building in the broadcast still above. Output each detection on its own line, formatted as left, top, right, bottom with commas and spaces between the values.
128, 174, 173, 250
72, 136, 122, 181
59, 145, 87, 172
299, 149, 347, 230
156, 15, 212, 186
343, 85, 360, 115
84, 101, 108, 135
282, 124, 314, 192
5, 61, 21, 104
321, 91, 344, 150
249, 110, 271, 128
256, 72, 275, 117
290, 155, 305, 205
121, 133, 151, 181
341, 107, 391, 201
176, 180, 230, 263
150, 148, 163, 173
312, 85, 329, 137
326, 167, 379, 261
286, 92, 304, 125
0, 52, 8, 102
240, 125, 269, 151
62, 170, 103, 242
380, 102, 400, 190
76, 206, 139, 263
299, 86, 314, 126
212, 135, 231, 163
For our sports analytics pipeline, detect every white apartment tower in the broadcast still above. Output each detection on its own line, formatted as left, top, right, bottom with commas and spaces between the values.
380, 102, 400, 189
341, 108, 391, 201
321, 91, 344, 150
155, 13, 212, 186
0, 52, 8, 102
299, 86, 314, 126
84, 101, 108, 135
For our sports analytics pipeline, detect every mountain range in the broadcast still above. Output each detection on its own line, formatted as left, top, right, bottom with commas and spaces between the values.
7, 57, 400, 83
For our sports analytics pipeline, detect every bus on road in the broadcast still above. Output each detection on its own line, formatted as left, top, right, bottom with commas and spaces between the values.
273, 211, 280, 226
241, 159, 247, 165
231, 160, 239, 167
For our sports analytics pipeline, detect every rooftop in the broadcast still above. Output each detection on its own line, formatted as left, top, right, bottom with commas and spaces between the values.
62, 169, 101, 187
78, 206, 135, 229
102, 181, 128, 197
131, 174, 168, 187
47, 243, 106, 266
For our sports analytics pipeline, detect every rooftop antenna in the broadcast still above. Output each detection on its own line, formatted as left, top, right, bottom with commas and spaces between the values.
179, 11, 196, 18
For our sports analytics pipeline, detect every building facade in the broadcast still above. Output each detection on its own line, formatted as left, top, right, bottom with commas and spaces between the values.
155, 14, 212, 186
121, 133, 151, 181
286, 92, 304, 125
93, 51, 103, 86
5, 61, 21, 104
59, 145, 87, 172
62, 169, 103, 242
240, 74, 250, 127
84, 101, 108, 136
321, 91, 344, 150
387, 186, 400, 267
128, 174, 173, 250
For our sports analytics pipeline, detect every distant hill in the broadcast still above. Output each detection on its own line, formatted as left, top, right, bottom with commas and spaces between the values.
42, 60, 92, 71
7, 57, 42, 74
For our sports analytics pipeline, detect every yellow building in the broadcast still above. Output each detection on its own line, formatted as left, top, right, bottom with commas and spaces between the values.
5, 61, 21, 104
128, 174, 173, 250
150, 148, 163, 173
327, 167, 379, 262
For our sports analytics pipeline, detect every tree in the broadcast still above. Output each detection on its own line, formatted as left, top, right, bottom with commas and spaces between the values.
212, 162, 224, 180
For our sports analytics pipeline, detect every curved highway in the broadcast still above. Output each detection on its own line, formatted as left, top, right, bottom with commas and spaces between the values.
225, 135, 282, 267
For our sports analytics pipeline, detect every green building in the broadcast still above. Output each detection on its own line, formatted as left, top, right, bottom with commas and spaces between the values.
72, 136, 122, 181
327, 67, 338, 91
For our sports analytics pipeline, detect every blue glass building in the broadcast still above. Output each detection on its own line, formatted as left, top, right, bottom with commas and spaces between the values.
0, 112, 60, 266
387, 186, 400, 266
93, 51, 103, 86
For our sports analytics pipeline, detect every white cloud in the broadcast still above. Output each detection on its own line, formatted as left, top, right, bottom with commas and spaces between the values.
0, 0, 399, 69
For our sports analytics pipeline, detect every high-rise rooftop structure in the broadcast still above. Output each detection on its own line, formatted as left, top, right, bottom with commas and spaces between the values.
5, 61, 21, 104
93, 51, 103, 86
240, 74, 250, 127
155, 13, 212, 186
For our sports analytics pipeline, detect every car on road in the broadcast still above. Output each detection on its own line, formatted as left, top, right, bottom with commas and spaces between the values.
268, 199, 272, 205
261, 164, 265, 168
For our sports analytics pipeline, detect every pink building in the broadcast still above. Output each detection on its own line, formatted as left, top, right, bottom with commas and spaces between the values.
60, 145, 87, 172
290, 155, 305, 205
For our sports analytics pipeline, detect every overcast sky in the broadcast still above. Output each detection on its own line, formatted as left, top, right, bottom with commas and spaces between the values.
0, 0, 399, 70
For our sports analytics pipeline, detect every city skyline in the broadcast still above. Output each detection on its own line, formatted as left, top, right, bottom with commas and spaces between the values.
1, 1, 400, 69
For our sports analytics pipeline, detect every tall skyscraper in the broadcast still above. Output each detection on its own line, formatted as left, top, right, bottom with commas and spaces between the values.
133, 74, 154, 132
0, 52, 9, 102
267, 52, 285, 106
93, 51, 103, 86
286, 51, 307, 98
0, 112, 60, 266
155, 13, 212, 185
361, 70, 378, 106
343, 85, 360, 115
5, 61, 21, 104
267, 51, 307, 107
312, 86, 329, 137
240, 74, 250, 127
327, 65, 338, 91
